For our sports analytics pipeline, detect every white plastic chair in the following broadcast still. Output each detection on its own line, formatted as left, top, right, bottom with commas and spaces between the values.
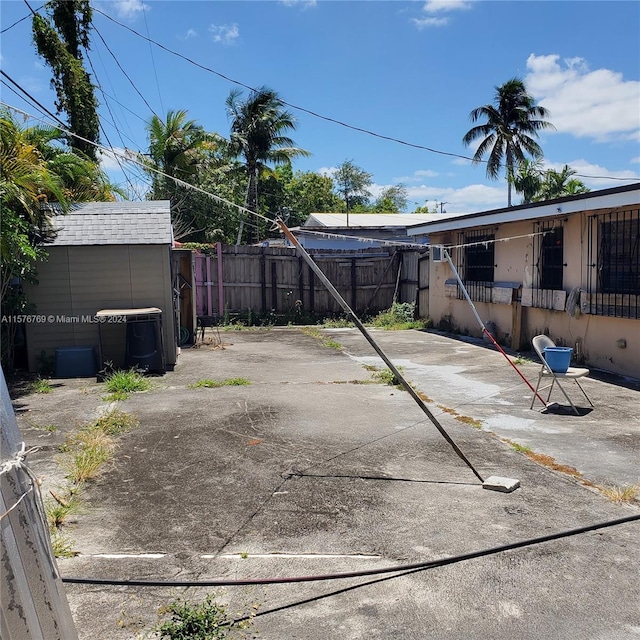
530, 335, 593, 415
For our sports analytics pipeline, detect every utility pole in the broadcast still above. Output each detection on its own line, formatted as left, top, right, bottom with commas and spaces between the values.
1, 367, 78, 639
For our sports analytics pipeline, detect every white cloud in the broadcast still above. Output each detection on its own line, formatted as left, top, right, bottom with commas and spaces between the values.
395, 169, 439, 182
99, 148, 127, 173
525, 54, 640, 142
209, 23, 240, 45
317, 166, 337, 178
179, 29, 197, 40
422, 0, 471, 13
412, 0, 471, 28
542, 159, 639, 189
280, 0, 317, 9
630, 157, 640, 164
412, 17, 449, 29
406, 183, 506, 213
113, 0, 149, 19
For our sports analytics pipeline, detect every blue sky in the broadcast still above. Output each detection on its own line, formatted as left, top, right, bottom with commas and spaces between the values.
1, 0, 639, 213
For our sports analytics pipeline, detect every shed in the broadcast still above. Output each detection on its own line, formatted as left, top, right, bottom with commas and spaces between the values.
23, 201, 177, 374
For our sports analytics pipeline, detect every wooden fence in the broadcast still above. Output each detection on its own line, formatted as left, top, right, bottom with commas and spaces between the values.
194, 245, 429, 320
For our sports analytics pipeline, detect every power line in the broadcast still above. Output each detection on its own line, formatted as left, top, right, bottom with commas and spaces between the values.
0, 70, 67, 128
92, 7, 479, 164
2, 102, 273, 228
90, 21, 159, 119
142, 1, 164, 115
91, 7, 637, 185
0, 5, 43, 33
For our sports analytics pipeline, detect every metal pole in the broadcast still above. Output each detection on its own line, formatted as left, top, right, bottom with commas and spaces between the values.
276, 220, 485, 483
443, 249, 548, 406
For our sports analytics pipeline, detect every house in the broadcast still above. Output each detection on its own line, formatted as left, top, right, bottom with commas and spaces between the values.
406, 184, 640, 379
290, 213, 453, 249
23, 201, 177, 374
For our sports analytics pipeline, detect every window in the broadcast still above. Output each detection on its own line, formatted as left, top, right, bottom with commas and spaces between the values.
462, 232, 495, 283
587, 208, 640, 318
456, 230, 494, 302
533, 222, 564, 292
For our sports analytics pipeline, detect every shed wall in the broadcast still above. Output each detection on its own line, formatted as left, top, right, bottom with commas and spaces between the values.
24, 245, 176, 373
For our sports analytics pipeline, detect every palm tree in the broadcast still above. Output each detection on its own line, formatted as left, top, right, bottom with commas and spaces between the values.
462, 78, 554, 207
147, 109, 209, 192
511, 158, 544, 204
225, 86, 309, 243
534, 165, 589, 201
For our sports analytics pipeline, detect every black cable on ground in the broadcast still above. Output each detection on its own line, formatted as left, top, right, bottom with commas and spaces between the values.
62, 513, 639, 588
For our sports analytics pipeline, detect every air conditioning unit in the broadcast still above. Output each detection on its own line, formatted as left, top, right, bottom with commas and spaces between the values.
431, 245, 448, 263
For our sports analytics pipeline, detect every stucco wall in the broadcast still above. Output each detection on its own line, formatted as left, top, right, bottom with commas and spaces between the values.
427, 213, 640, 379
24, 245, 176, 373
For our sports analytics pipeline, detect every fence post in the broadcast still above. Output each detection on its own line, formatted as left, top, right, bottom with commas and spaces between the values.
1, 367, 79, 639
260, 249, 267, 312
271, 261, 278, 311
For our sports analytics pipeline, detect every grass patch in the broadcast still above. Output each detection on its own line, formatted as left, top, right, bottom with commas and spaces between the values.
513, 355, 534, 365
104, 368, 151, 395
154, 594, 254, 639
31, 422, 58, 433
599, 484, 639, 503
437, 404, 458, 416
45, 491, 83, 529
189, 377, 250, 389
61, 409, 138, 484
49, 531, 77, 558
63, 430, 115, 484
417, 391, 433, 403
371, 302, 430, 331
103, 390, 130, 402
300, 326, 343, 350
371, 367, 404, 388
505, 440, 532, 454
456, 415, 483, 428
322, 316, 353, 328
30, 377, 53, 394
92, 408, 139, 435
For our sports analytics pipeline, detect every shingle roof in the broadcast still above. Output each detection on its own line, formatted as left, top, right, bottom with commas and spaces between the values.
48, 201, 173, 246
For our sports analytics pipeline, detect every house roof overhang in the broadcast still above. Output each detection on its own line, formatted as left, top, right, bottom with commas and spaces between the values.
406, 183, 640, 237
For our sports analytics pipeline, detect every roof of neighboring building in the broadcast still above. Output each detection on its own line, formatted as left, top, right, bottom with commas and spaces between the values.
303, 212, 468, 228
406, 183, 640, 236
48, 201, 173, 246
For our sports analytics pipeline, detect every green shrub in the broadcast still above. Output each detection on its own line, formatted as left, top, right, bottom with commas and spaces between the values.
104, 368, 151, 395
154, 595, 248, 639
372, 302, 427, 330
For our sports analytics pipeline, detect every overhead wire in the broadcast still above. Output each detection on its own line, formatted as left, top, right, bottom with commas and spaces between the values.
91, 6, 637, 185
141, 0, 164, 115
2, 102, 275, 233
90, 20, 159, 120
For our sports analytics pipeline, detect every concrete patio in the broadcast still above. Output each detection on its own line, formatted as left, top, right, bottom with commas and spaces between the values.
13, 327, 640, 639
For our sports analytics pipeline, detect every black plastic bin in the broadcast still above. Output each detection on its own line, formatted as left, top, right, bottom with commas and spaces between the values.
125, 316, 165, 373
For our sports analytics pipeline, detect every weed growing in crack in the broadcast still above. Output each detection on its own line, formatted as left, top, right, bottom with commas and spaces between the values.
153, 594, 254, 639
189, 378, 250, 389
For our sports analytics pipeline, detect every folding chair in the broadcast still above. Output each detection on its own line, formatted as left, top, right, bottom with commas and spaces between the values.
530, 335, 594, 415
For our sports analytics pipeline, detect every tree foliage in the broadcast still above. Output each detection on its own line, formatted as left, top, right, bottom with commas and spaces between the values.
1, 108, 117, 368
225, 86, 309, 243
511, 161, 589, 203
462, 78, 554, 207
333, 160, 372, 212
371, 184, 408, 212
32, 0, 99, 160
